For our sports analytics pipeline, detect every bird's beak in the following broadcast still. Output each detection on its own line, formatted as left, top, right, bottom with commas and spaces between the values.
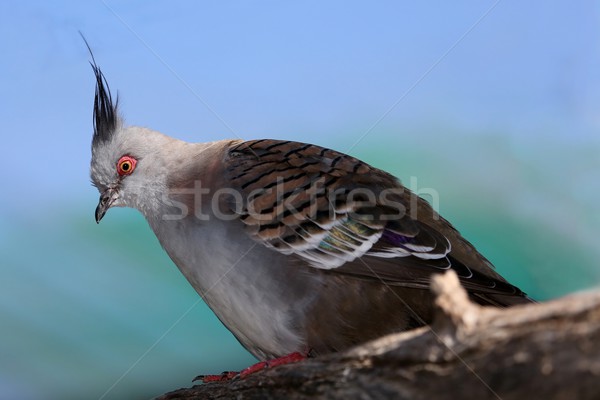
95, 187, 119, 223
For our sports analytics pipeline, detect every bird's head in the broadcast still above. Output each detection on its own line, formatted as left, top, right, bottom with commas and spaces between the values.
89, 62, 170, 223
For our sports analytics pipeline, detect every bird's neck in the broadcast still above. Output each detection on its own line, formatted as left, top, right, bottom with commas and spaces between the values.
139, 138, 239, 230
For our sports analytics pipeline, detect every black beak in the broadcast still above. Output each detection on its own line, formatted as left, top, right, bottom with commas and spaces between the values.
95, 188, 118, 223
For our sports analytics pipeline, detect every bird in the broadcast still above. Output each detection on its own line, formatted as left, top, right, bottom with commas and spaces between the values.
88, 57, 532, 379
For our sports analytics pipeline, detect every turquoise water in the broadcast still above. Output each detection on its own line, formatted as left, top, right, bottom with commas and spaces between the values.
1, 209, 255, 399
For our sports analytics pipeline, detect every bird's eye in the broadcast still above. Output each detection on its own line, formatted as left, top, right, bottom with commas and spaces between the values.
117, 155, 137, 176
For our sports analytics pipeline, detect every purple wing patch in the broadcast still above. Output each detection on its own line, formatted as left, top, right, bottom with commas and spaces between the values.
381, 229, 414, 246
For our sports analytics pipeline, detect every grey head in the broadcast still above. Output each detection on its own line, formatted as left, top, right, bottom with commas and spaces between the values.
87, 52, 173, 223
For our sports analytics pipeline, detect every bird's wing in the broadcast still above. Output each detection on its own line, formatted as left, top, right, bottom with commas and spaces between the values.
223, 139, 527, 301
224, 139, 450, 268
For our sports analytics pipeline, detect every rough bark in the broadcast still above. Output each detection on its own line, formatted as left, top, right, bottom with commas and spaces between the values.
157, 271, 600, 400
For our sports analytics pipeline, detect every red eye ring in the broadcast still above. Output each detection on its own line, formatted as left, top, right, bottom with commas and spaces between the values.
117, 155, 137, 176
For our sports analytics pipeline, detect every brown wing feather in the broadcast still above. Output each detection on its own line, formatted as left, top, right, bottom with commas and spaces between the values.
225, 139, 407, 268
223, 139, 530, 303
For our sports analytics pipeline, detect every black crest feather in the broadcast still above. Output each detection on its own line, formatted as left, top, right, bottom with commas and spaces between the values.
81, 33, 118, 148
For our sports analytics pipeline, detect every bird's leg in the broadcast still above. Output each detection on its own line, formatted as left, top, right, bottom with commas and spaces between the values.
194, 351, 308, 383
239, 351, 307, 378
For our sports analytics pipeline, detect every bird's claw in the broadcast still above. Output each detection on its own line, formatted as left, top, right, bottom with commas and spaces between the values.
193, 371, 238, 383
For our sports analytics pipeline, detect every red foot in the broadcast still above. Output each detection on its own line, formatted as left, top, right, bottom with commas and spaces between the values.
239, 351, 306, 378
194, 371, 238, 383
194, 352, 307, 383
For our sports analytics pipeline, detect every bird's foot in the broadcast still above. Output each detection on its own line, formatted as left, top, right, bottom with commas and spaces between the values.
193, 351, 307, 383
194, 371, 238, 383
239, 351, 306, 378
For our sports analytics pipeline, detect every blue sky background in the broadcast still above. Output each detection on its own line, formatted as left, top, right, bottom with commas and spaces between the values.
1, 1, 599, 399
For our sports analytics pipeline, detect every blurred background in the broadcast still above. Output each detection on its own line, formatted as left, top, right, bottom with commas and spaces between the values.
1, 1, 599, 399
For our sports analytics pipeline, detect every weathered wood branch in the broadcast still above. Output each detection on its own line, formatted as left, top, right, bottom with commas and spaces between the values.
157, 271, 600, 400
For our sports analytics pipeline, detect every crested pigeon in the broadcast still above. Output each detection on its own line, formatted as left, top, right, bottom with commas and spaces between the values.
88, 60, 532, 367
